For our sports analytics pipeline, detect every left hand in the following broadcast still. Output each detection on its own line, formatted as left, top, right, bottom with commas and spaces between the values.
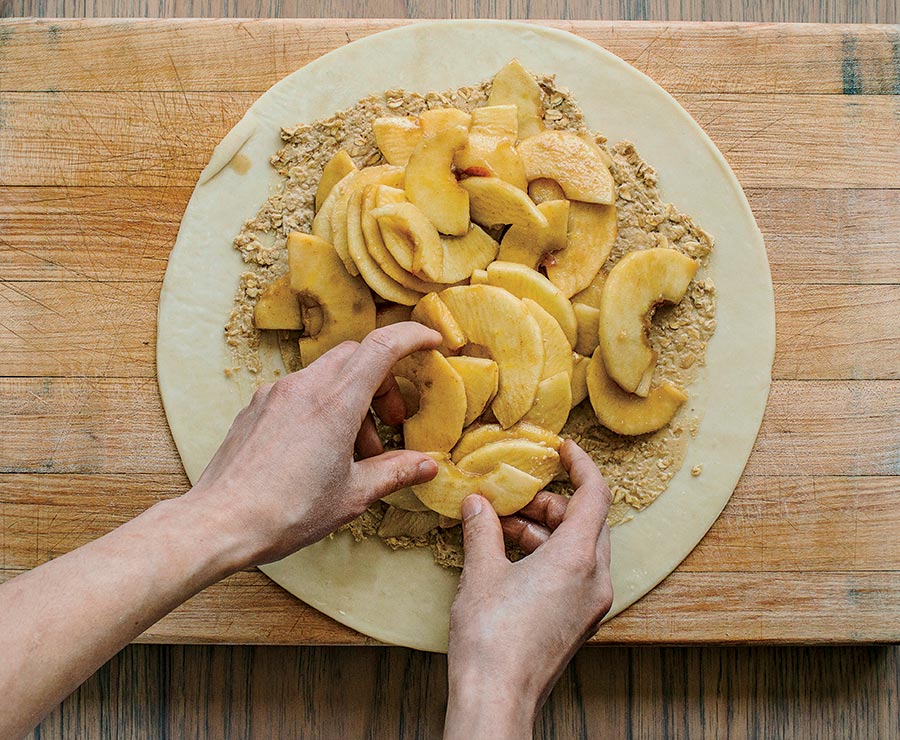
184, 322, 442, 567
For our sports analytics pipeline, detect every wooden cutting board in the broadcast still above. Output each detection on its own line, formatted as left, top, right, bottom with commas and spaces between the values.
1, 18, 899, 645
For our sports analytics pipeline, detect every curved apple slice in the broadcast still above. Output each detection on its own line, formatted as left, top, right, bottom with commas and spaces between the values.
598, 248, 699, 393
382, 487, 431, 513
315, 149, 356, 212
521, 371, 572, 434
547, 202, 617, 298
457, 439, 561, 487
451, 422, 562, 462
487, 59, 545, 141
522, 298, 573, 381
373, 116, 421, 166
371, 202, 444, 282
456, 137, 527, 190
517, 130, 614, 205
571, 270, 607, 309
346, 187, 422, 305
470, 105, 518, 140
440, 284, 544, 428
446, 355, 499, 426
586, 348, 687, 435
287, 233, 375, 366
393, 350, 467, 452
439, 224, 499, 283
528, 177, 565, 203
498, 199, 570, 270
460, 176, 548, 230
483, 261, 578, 346
405, 124, 470, 236
572, 302, 600, 357
419, 108, 472, 135
253, 274, 302, 330
570, 352, 589, 408
412, 453, 543, 518
411, 292, 467, 351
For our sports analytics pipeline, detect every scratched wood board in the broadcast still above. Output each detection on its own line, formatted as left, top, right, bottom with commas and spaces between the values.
1, 19, 899, 645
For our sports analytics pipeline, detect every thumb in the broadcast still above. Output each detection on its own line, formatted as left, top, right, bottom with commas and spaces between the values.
460, 495, 506, 568
352, 449, 438, 503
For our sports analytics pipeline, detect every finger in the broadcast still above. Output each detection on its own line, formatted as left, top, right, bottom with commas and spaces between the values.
555, 440, 612, 543
354, 411, 383, 459
517, 490, 570, 530
371, 373, 407, 427
596, 521, 612, 571
351, 449, 438, 503
302, 340, 359, 373
460, 495, 506, 569
500, 515, 553, 555
341, 323, 441, 407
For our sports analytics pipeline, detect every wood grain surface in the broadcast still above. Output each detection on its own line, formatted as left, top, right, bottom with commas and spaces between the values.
1, 11, 899, 739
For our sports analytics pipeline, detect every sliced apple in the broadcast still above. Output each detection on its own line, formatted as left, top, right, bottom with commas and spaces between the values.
253, 274, 302, 330
286, 232, 375, 366
572, 302, 600, 357
470, 105, 518, 140
440, 224, 499, 283
412, 453, 543, 518
598, 248, 699, 393
382, 487, 431, 513
548, 202, 617, 298
411, 292, 467, 351
371, 202, 444, 282
457, 439, 561, 487
419, 107, 472, 135
445, 355, 500, 426
376, 303, 413, 328
570, 352, 589, 407
346, 187, 423, 305
571, 270, 607, 309
517, 130, 615, 205
451, 422, 562, 462
405, 124, 470, 236
483, 261, 578, 346
440, 284, 544, 428
586, 349, 687, 435
469, 269, 488, 285
487, 59, 545, 140
393, 350, 467, 452
460, 176, 548, 230
311, 169, 354, 243
528, 177, 565, 204
498, 199, 570, 270
456, 138, 527, 190
377, 507, 440, 537
522, 298, 573, 381
521, 371, 572, 434
315, 150, 356, 212
373, 116, 421, 166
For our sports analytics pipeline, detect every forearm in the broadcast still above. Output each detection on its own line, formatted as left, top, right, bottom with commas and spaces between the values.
0, 494, 247, 738
444, 677, 537, 740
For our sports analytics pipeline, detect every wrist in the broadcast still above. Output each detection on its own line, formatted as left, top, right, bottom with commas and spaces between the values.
445, 669, 537, 740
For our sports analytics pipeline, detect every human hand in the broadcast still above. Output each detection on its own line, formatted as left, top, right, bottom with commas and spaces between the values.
444, 440, 613, 739
183, 322, 442, 568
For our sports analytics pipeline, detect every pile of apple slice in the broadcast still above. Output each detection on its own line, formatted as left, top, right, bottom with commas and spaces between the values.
252, 60, 701, 519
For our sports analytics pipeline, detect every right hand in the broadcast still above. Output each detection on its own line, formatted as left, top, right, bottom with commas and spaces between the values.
444, 440, 613, 737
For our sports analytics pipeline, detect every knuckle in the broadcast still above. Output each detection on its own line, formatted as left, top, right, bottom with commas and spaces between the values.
363, 327, 401, 358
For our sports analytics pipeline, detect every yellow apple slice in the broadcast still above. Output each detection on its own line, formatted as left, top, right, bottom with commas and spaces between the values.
469, 268, 488, 285
571, 270, 607, 309
470, 104, 518, 140
253, 274, 302, 330
361, 186, 444, 294
573, 302, 600, 357
483, 261, 578, 346
498, 199, 570, 269
517, 130, 615, 205
586, 349, 687, 435
457, 439, 561, 487
440, 284, 544, 428
405, 124, 470, 236
456, 138, 527, 190
382, 487, 431, 513
460, 176, 548, 230
419, 108, 472, 135
451, 422, 562, 462
346, 187, 422, 305
521, 371, 572, 434
598, 248, 699, 393
547, 202, 617, 298
393, 349, 467, 452
439, 224, 499, 283
287, 233, 376, 366
412, 453, 543, 518
445, 355, 500, 426
528, 177, 565, 204
376, 303, 413, 328
411, 292, 467, 351
371, 202, 444, 281
570, 353, 589, 408
315, 149, 356, 212
487, 59, 545, 141
522, 298, 573, 381
373, 116, 422, 166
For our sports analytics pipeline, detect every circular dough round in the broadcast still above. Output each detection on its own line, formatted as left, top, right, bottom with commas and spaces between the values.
157, 21, 774, 652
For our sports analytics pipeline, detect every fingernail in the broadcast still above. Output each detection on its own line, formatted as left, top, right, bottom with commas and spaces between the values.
417, 458, 438, 478
461, 495, 482, 521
